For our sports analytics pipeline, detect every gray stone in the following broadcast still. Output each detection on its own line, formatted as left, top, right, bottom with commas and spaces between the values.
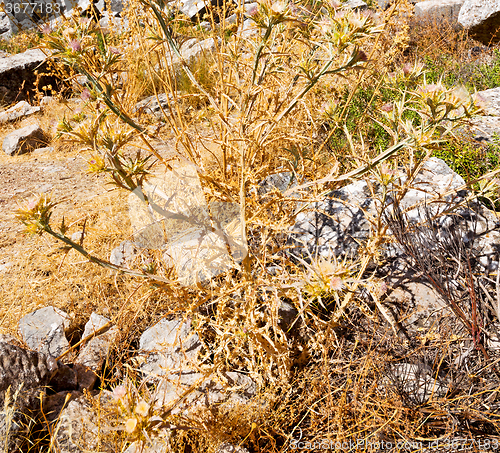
458, 0, 500, 44
18, 306, 71, 358
475, 87, 500, 116
345, 0, 368, 9
109, 240, 138, 267
153, 370, 256, 415
467, 116, 500, 144
414, 0, 465, 25
396, 156, 466, 221
259, 171, 298, 195
386, 363, 447, 404
162, 225, 244, 285
226, 13, 238, 24
128, 164, 246, 285
198, 20, 211, 30
3, 123, 46, 155
33, 146, 55, 154
178, 37, 219, 67
76, 313, 118, 371
385, 280, 451, 330
39, 96, 56, 107
244, 2, 258, 12
139, 318, 201, 378
52, 391, 117, 453
99, 11, 129, 30
288, 158, 467, 259
0, 12, 9, 34
217, 443, 250, 453
124, 439, 170, 453
0, 101, 40, 123
134, 93, 174, 119
177, 0, 227, 20
0, 49, 54, 103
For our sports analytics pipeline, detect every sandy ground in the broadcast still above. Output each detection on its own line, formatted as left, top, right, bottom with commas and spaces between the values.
0, 150, 109, 271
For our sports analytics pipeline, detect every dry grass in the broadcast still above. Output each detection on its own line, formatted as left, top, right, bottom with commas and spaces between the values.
1, 0, 500, 451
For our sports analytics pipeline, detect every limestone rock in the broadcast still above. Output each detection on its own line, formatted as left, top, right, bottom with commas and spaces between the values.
386, 363, 448, 404
52, 391, 118, 453
18, 306, 71, 358
153, 370, 256, 415
258, 171, 298, 195
177, 0, 227, 20
345, 0, 367, 9
3, 123, 46, 155
134, 93, 174, 119
0, 49, 54, 103
39, 96, 55, 107
468, 116, 500, 144
384, 280, 452, 330
33, 146, 55, 154
0, 12, 10, 35
139, 318, 201, 378
76, 313, 118, 371
458, 0, 500, 44
288, 158, 467, 259
128, 164, 246, 285
124, 439, 170, 453
414, 0, 465, 25
178, 37, 219, 68
0, 100, 40, 123
217, 443, 250, 453
109, 240, 138, 267
475, 86, 500, 116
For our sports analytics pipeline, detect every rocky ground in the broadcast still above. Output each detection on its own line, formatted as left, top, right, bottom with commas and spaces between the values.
2, 0, 500, 452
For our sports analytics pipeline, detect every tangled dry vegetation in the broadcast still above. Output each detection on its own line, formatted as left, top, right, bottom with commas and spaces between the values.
4, 0, 500, 451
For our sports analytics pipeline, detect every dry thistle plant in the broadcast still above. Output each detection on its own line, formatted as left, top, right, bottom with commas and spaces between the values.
9, 0, 498, 450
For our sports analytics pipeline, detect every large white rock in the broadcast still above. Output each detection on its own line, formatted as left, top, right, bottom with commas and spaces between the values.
52, 391, 117, 453
458, 0, 500, 44
289, 158, 467, 259
288, 156, 500, 271
139, 318, 202, 377
475, 86, 500, 116
128, 162, 246, 286
75, 313, 118, 371
385, 363, 448, 404
0, 49, 50, 103
18, 306, 71, 358
152, 370, 256, 415
414, 0, 465, 24
0, 101, 40, 123
3, 123, 45, 155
